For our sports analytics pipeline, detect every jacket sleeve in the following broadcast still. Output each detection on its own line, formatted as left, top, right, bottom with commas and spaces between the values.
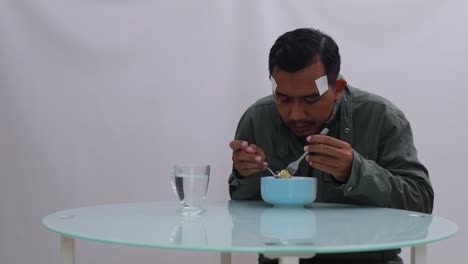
341, 110, 434, 213
228, 110, 263, 200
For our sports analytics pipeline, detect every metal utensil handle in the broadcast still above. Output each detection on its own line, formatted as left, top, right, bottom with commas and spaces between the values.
299, 127, 329, 161
258, 161, 277, 176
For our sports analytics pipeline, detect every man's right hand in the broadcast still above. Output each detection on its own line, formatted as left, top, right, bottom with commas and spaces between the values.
229, 140, 267, 177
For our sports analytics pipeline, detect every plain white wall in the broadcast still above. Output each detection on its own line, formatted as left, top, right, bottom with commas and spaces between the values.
0, 1, 466, 263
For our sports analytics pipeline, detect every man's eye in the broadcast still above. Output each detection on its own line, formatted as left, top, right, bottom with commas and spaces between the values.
276, 96, 290, 103
303, 97, 319, 104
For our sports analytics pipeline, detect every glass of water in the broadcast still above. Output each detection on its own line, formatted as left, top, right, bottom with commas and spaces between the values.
171, 164, 210, 215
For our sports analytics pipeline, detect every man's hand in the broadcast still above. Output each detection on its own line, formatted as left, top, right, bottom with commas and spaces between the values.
229, 140, 267, 177
304, 135, 353, 183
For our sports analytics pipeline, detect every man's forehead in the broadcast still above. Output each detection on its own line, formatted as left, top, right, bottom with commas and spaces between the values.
271, 63, 325, 79
271, 63, 328, 94
271, 74, 328, 96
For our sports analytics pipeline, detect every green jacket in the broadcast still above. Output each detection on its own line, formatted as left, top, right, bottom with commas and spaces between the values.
228, 86, 434, 263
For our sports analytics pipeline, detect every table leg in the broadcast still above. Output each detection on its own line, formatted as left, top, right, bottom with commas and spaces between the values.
61, 236, 75, 264
263, 254, 315, 264
278, 256, 300, 264
220, 252, 231, 264
411, 245, 427, 264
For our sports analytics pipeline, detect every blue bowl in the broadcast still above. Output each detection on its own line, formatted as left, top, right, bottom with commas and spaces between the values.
261, 176, 317, 206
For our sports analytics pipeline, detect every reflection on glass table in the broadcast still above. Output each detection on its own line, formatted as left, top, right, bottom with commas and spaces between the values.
42, 201, 457, 264
229, 202, 434, 247
170, 215, 208, 246
261, 207, 317, 246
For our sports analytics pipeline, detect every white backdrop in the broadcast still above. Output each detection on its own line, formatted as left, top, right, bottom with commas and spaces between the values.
1, 1, 466, 263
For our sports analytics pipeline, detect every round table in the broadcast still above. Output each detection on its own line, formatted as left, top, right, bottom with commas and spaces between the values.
42, 201, 457, 264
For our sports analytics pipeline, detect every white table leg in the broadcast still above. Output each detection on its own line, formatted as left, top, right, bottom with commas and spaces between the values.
61, 236, 75, 264
278, 256, 300, 264
220, 253, 231, 264
264, 254, 315, 264
411, 245, 427, 264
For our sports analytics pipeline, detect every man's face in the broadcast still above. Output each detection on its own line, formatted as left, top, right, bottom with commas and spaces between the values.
272, 62, 342, 137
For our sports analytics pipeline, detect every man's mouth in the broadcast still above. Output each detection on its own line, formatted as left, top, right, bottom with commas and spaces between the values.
291, 124, 313, 134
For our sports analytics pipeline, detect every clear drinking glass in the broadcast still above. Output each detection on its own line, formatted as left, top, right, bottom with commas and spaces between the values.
171, 164, 210, 215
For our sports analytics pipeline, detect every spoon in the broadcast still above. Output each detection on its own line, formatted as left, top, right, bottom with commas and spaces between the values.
258, 161, 279, 177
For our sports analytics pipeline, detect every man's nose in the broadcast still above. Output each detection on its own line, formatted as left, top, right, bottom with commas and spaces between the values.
288, 101, 307, 121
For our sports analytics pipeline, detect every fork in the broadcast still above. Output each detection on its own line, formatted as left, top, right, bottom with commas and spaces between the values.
284, 127, 329, 176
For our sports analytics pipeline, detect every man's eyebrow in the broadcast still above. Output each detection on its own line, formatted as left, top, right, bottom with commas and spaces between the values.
275, 91, 320, 98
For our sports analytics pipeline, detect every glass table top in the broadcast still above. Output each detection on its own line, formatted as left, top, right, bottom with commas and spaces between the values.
42, 201, 458, 254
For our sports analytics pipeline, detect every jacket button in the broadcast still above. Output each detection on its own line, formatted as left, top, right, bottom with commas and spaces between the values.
344, 128, 350, 134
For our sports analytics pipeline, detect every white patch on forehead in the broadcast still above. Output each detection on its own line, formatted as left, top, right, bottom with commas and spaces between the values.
271, 75, 329, 96
270, 77, 277, 94
315, 75, 329, 96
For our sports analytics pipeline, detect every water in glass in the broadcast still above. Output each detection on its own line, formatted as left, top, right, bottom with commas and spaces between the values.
171, 164, 210, 215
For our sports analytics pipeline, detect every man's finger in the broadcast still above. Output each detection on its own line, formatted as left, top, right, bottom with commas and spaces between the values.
254, 145, 267, 161
245, 144, 267, 161
233, 152, 262, 163
235, 161, 264, 171
306, 135, 348, 149
304, 144, 342, 158
308, 160, 336, 176
245, 145, 257, 153
306, 154, 338, 168
229, 140, 249, 151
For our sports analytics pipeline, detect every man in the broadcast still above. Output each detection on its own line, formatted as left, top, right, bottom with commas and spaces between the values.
228, 28, 434, 264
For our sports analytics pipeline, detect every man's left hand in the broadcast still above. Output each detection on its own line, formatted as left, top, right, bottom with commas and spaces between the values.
304, 135, 353, 183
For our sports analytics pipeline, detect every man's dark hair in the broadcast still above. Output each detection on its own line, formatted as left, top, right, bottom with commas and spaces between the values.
268, 28, 341, 85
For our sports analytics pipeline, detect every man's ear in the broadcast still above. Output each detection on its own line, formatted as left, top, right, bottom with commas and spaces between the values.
334, 79, 346, 101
